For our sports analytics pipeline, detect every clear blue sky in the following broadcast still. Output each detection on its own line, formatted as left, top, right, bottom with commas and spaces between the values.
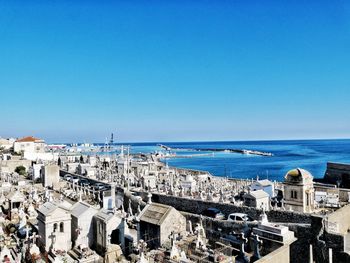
0, 0, 349, 143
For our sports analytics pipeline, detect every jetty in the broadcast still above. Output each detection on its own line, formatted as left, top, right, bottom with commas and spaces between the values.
158, 144, 274, 157
165, 153, 214, 158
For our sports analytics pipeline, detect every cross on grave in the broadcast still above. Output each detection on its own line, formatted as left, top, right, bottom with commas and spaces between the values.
48, 232, 56, 251
31, 233, 41, 245
25, 225, 31, 242
138, 239, 147, 255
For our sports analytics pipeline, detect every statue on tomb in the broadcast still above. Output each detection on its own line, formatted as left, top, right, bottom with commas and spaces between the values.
187, 221, 193, 235
206, 190, 213, 201
281, 199, 286, 211
169, 231, 180, 260
27, 202, 37, 218
199, 190, 205, 200
147, 192, 152, 204
219, 188, 224, 203
137, 204, 142, 216
250, 233, 263, 262
137, 240, 148, 263
230, 190, 236, 204
236, 233, 249, 263
128, 199, 133, 218
259, 209, 268, 225
45, 188, 49, 201
18, 212, 27, 229
107, 234, 112, 247
194, 216, 207, 251
313, 217, 327, 262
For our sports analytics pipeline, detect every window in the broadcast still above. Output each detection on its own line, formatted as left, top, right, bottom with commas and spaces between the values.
60, 222, 64, 232
99, 223, 102, 234
291, 190, 298, 199
53, 223, 57, 232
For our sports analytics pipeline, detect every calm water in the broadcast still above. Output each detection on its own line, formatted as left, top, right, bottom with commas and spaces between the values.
100, 139, 350, 182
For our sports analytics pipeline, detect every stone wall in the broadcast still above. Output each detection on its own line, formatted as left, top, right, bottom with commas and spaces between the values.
144, 192, 312, 224
326, 204, 350, 234
255, 243, 290, 263
0, 159, 31, 173
339, 188, 350, 203
182, 211, 258, 237
323, 162, 350, 188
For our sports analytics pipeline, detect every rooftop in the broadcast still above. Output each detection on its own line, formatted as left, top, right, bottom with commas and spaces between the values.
71, 201, 97, 218
246, 189, 269, 199
16, 136, 44, 143
253, 179, 273, 187
139, 203, 173, 226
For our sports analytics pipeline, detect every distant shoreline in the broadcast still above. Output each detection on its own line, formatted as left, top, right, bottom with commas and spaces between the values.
50, 137, 350, 145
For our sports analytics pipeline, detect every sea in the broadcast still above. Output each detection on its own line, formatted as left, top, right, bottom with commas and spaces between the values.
96, 139, 350, 182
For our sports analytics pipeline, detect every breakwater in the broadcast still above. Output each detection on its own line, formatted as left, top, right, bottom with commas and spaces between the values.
158, 144, 273, 156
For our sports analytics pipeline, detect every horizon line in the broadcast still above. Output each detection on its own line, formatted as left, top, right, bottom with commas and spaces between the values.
49, 137, 350, 145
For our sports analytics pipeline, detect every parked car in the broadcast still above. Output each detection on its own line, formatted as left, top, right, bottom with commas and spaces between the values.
201, 208, 225, 220
64, 175, 72, 181
227, 213, 253, 222
93, 183, 106, 190
72, 176, 80, 184
80, 179, 91, 187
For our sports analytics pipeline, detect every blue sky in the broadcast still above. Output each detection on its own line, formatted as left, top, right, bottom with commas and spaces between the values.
0, 1, 350, 143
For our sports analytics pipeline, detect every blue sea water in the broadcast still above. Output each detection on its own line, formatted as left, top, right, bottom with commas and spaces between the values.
104, 139, 350, 182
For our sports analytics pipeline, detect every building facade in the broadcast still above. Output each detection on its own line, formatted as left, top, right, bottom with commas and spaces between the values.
13, 136, 46, 154
37, 202, 72, 252
283, 168, 315, 213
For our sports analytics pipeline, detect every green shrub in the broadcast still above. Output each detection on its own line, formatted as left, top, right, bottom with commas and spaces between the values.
15, 165, 26, 175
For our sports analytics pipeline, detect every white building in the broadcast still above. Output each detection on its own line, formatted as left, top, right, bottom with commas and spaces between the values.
0, 137, 15, 150
37, 202, 72, 252
13, 136, 46, 154
244, 189, 270, 211
250, 179, 275, 197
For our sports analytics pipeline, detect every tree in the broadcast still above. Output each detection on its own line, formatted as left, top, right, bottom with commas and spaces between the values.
15, 165, 26, 175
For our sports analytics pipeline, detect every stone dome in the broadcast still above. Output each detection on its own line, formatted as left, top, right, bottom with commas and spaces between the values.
284, 168, 313, 184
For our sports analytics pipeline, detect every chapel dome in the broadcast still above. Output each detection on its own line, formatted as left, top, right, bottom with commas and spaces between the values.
284, 168, 313, 183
